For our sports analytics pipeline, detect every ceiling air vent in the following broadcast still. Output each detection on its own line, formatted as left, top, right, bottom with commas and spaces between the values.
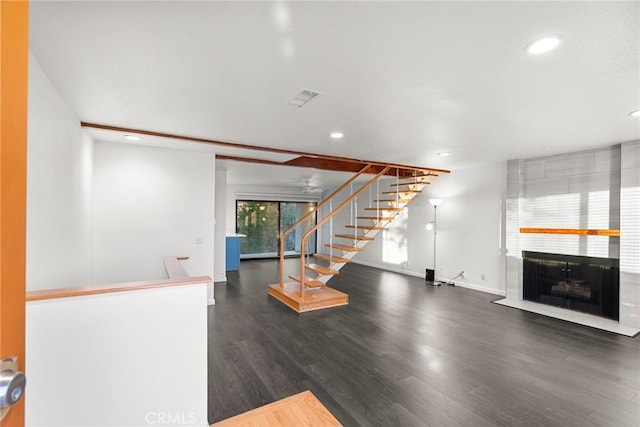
289, 88, 322, 107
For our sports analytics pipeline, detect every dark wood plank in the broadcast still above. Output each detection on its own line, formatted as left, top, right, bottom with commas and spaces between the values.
208, 259, 640, 426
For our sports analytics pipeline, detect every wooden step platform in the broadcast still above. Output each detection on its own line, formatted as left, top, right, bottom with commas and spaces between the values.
313, 253, 351, 263
325, 243, 362, 252
334, 233, 375, 241
268, 283, 348, 313
211, 390, 342, 426
289, 275, 326, 288
305, 263, 339, 275
345, 224, 384, 230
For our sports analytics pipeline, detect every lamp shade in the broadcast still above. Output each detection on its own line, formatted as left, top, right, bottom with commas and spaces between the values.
429, 198, 443, 207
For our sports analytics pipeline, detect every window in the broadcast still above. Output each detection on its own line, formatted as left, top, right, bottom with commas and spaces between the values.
236, 201, 317, 259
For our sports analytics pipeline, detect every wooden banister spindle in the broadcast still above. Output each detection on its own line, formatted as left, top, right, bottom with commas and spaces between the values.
395, 169, 399, 204
329, 201, 334, 259
376, 177, 380, 219
354, 193, 358, 240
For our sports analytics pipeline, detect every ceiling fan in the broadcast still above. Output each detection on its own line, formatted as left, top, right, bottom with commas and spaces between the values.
302, 179, 323, 194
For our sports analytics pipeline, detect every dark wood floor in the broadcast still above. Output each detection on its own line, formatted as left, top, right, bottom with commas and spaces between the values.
208, 259, 640, 426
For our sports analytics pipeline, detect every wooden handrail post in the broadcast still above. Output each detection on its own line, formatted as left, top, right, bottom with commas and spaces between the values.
278, 164, 373, 289
298, 166, 391, 296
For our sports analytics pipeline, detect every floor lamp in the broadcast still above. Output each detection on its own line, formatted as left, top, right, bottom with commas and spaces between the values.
426, 198, 442, 286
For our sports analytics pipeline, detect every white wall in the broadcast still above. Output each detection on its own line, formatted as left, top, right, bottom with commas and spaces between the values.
214, 170, 227, 283
26, 284, 208, 426
320, 164, 507, 295
27, 51, 94, 291
92, 142, 215, 285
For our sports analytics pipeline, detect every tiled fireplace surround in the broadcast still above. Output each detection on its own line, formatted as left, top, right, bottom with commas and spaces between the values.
500, 141, 639, 336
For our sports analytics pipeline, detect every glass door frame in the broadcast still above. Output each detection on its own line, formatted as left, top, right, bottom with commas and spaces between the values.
235, 199, 318, 260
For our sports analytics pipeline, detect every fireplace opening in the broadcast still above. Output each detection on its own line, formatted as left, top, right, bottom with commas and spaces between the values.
523, 251, 619, 321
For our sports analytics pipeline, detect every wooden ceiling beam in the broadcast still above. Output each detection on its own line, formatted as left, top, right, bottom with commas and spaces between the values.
217, 154, 422, 177
215, 154, 285, 167
82, 122, 450, 175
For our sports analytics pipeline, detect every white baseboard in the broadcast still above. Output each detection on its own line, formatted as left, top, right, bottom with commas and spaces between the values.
214, 274, 227, 282
207, 298, 216, 306
349, 259, 506, 297
350, 259, 424, 278
452, 280, 506, 296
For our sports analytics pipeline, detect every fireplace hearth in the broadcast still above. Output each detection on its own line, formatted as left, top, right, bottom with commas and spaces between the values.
523, 251, 619, 321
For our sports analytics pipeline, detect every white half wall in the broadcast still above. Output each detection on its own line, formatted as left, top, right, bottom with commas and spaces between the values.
26, 51, 93, 291
26, 284, 208, 426
92, 142, 215, 285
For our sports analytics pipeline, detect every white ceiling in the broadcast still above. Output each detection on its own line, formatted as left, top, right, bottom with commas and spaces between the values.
30, 1, 639, 186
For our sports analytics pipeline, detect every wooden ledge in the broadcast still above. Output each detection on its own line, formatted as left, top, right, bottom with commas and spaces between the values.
163, 256, 190, 279
211, 390, 342, 426
520, 228, 620, 236
26, 276, 212, 302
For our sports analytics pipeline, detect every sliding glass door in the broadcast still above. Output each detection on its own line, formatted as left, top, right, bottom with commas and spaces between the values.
236, 201, 280, 258
236, 201, 316, 259
280, 202, 316, 256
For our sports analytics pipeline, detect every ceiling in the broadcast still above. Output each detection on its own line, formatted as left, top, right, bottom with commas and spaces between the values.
29, 1, 639, 187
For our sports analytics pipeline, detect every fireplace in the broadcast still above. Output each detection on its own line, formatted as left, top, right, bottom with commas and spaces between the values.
523, 252, 619, 321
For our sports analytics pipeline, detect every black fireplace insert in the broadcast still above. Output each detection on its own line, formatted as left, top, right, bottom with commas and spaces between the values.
523, 251, 619, 320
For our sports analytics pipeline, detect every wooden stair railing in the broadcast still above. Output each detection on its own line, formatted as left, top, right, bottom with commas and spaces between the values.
268, 167, 445, 312
278, 164, 374, 287
296, 167, 391, 295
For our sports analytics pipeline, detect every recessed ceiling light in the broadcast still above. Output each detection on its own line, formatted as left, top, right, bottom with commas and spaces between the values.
330, 132, 344, 139
124, 135, 141, 141
544, 145, 554, 150
437, 152, 451, 157
629, 110, 640, 117
526, 36, 562, 55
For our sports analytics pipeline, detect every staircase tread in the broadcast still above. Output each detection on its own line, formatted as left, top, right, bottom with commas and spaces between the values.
357, 215, 396, 220
313, 253, 351, 263
373, 199, 412, 203
390, 182, 429, 187
382, 190, 421, 194
306, 263, 339, 275
334, 233, 375, 241
364, 207, 402, 211
324, 243, 363, 252
288, 275, 326, 288
345, 225, 385, 230
395, 178, 431, 184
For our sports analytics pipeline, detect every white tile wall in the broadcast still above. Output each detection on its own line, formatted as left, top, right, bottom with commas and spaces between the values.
544, 152, 595, 177
505, 143, 640, 330
619, 141, 640, 328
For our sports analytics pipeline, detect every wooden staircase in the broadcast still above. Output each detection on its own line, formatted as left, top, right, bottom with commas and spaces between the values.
267, 166, 446, 313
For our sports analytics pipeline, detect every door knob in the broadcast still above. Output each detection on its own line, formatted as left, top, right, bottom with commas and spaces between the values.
0, 357, 26, 421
